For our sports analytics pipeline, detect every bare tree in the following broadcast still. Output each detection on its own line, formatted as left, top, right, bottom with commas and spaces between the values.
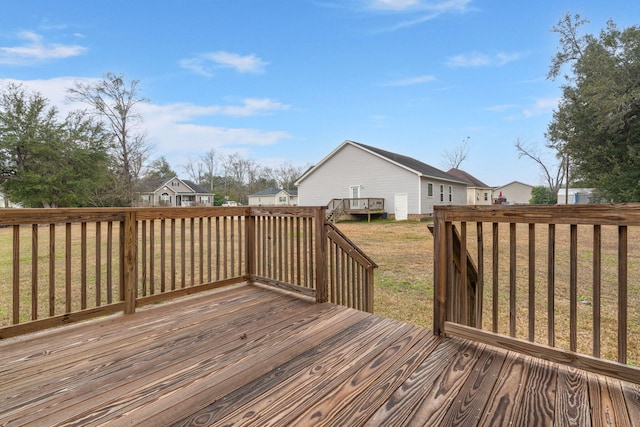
441, 137, 471, 169
67, 72, 152, 206
515, 138, 568, 201
274, 161, 306, 190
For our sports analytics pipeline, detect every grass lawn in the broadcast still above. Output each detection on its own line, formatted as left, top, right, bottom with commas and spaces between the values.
336, 220, 434, 328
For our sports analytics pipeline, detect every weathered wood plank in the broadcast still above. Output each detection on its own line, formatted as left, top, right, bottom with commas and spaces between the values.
512, 356, 557, 426
392, 339, 486, 426
587, 372, 632, 427
555, 365, 591, 426
1, 288, 292, 414
438, 343, 507, 426
327, 330, 441, 426
364, 338, 463, 426
5, 300, 337, 425
174, 314, 399, 426
621, 382, 640, 427
51, 304, 365, 426
285, 326, 435, 426
478, 352, 530, 426
1, 284, 638, 427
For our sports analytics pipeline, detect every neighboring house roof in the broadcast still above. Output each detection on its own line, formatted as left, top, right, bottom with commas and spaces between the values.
249, 187, 298, 197
496, 180, 534, 190
137, 177, 173, 193
295, 140, 467, 185
446, 168, 491, 188
182, 179, 212, 194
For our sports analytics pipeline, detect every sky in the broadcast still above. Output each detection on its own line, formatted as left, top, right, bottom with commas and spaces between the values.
1, 0, 638, 187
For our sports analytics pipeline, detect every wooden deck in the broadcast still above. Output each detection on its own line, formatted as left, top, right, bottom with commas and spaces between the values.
1, 284, 639, 426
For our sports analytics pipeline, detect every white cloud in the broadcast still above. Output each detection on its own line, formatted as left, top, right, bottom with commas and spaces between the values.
367, 0, 471, 12
446, 51, 523, 67
369, 0, 421, 10
383, 74, 436, 86
6, 77, 292, 168
362, 0, 473, 31
180, 51, 268, 76
141, 98, 289, 121
485, 104, 517, 112
205, 51, 267, 73
523, 97, 558, 118
0, 31, 86, 65
178, 58, 215, 78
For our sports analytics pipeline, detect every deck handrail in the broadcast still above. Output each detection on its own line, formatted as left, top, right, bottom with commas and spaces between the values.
325, 222, 377, 312
0, 206, 375, 339
433, 204, 640, 384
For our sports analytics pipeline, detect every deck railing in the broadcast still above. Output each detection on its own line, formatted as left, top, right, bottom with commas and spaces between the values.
328, 198, 384, 212
0, 206, 375, 338
433, 204, 640, 384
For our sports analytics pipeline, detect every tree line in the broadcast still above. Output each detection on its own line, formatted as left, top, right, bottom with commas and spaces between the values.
146, 151, 306, 206
0, 73, 306, 207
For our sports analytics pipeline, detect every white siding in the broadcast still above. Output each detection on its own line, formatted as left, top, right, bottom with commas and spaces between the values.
420, 179, 466, 214
299, 143, 468, 215
298, 143, 419, 213
467, 187, 493, 205
495, 182, 533, 204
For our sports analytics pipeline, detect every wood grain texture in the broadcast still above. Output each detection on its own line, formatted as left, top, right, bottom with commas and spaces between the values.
1, 284, 639, 426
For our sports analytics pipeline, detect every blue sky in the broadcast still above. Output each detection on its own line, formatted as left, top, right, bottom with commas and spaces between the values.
1, 0, 638, 187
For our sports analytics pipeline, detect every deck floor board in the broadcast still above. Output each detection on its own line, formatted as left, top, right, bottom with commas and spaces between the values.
1, 283, 638, 426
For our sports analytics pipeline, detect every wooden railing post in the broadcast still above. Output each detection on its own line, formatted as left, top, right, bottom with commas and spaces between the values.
433, 208, 448, 336
366, 266, 375, 313
245, 209, 256, 279
315, 207, 328, 303
123, 210, 137, 314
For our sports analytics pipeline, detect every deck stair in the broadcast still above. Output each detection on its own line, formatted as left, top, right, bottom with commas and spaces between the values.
326, 200, 345, 223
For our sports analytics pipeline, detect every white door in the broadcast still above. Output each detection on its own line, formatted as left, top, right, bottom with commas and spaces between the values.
394, 193, 408, 220
350, 185, 360, 209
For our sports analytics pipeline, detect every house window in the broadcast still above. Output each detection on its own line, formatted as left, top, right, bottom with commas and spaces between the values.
160, 192, 170, 203
201, 196, 209, 203
171, 181, 179, 187
484, 192, 488, 201
448, 186, 452, 202
279, 196, 287, 203
427, 183, 433, 197
439, 185, 444, 202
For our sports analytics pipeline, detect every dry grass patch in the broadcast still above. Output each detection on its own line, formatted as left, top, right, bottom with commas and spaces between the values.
336, 220, 434, 327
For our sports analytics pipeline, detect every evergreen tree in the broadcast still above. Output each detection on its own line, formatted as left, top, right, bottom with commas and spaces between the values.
547, 14, 640, 202
0, 83, 112, 207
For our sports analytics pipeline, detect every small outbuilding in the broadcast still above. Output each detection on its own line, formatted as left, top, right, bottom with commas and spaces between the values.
557, 188, 598, 204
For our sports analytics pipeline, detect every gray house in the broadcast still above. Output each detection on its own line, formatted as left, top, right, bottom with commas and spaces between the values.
295, 140, 468, 220
248, 187, 298, 206
137, 176, 214, 207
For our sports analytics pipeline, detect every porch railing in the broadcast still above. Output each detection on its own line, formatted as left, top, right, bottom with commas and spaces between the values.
433, 204, 640, 384
0, 206, 375, 339
327, 198, 385, 223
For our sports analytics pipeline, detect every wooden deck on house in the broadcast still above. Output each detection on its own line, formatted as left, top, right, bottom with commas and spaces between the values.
2, 283, 639, 427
